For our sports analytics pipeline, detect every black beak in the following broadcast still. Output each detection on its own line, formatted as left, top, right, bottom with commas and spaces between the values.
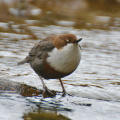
74, 38, 82, 43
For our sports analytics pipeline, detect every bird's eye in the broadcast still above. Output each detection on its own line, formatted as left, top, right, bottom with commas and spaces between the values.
66, 39, 69, 42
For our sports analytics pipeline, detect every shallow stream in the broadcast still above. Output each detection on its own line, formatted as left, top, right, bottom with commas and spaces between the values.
0, 26, 120, 120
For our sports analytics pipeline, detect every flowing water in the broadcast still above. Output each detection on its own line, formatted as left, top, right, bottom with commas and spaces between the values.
0, 25, 120, 120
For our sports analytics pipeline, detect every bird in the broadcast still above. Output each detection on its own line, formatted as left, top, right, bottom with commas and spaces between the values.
18, 33, 82, 97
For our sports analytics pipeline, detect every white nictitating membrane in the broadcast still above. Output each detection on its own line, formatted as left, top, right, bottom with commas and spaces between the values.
47, 43, 81, 73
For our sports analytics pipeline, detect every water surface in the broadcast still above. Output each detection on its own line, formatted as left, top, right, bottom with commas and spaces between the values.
0, 26, 120, 120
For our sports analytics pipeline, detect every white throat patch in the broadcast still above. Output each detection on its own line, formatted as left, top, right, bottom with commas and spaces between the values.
47, 43, 81, 73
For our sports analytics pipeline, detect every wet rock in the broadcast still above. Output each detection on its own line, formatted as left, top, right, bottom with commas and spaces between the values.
0, 78, 41, 97
23, 111, 71, 120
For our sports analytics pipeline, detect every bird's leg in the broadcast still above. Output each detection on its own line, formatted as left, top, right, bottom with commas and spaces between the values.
39, 76, 47, 90
59, 78, 66, 96
39, 76, 55, 97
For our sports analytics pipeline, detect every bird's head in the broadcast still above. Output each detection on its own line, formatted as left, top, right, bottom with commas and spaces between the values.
54, 34, 82, 49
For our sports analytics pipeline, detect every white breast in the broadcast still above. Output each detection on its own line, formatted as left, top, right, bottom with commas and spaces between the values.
47, 43, 81, 73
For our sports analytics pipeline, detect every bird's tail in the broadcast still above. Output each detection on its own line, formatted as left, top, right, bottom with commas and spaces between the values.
17, 56, 30, 65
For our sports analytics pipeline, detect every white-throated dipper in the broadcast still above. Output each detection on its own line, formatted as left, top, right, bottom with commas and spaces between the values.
18, 34, 82, 97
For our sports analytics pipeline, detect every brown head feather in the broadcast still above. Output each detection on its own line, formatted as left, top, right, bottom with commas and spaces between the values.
53, 34, 77, 49
42, 34, 77, 49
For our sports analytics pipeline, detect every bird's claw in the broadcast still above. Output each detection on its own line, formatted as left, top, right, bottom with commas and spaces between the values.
42, 87, 56, 98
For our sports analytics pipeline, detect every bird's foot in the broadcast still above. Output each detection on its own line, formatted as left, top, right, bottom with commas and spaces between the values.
42, 87, 56, 98
62, 90, 67, 97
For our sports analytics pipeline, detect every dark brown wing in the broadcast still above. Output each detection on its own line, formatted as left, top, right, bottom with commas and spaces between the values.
29, 41, 55, 57
18, 35, 55, 65
28, 40, 55, 74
